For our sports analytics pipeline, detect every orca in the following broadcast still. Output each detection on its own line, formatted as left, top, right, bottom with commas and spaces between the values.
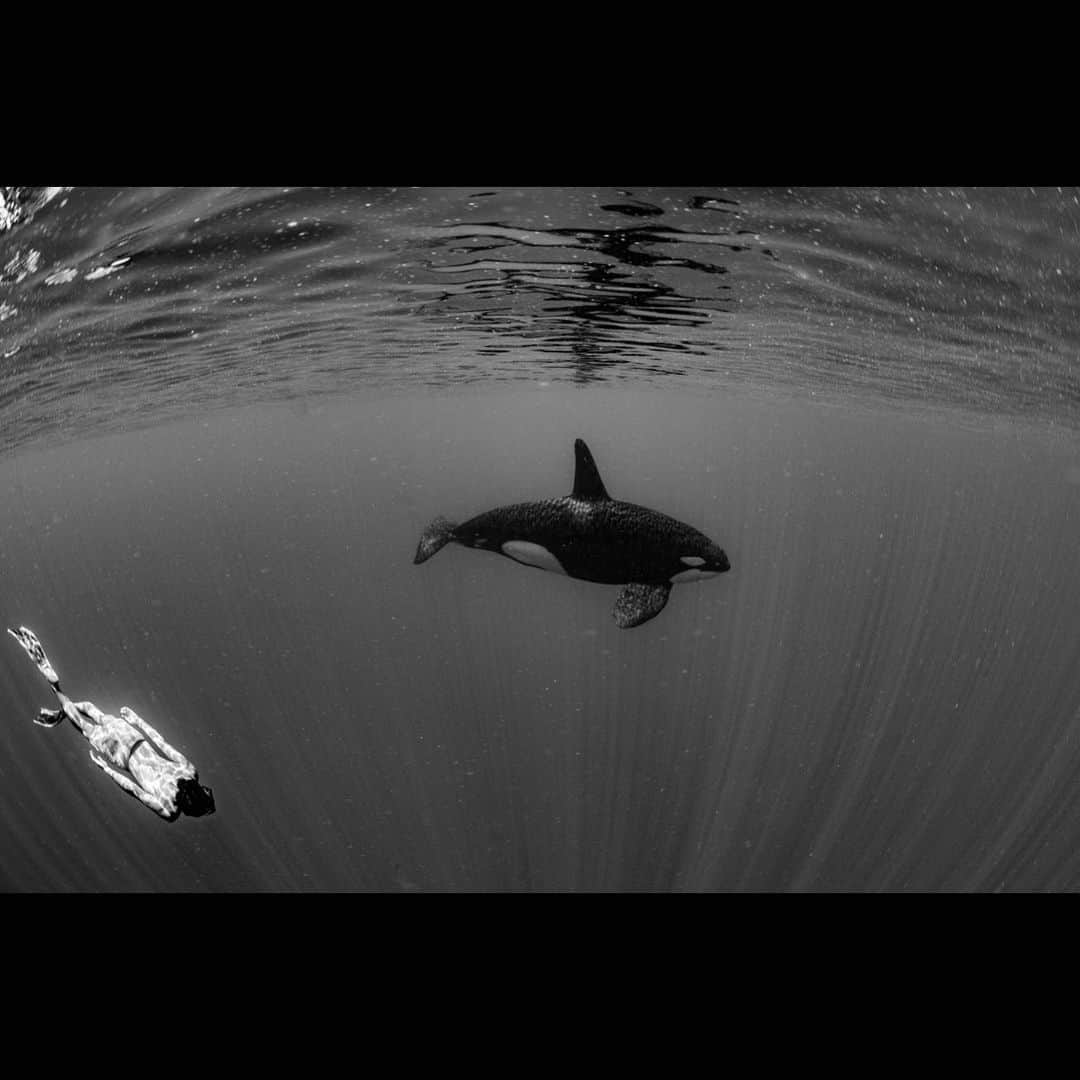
414, 438, 731, 628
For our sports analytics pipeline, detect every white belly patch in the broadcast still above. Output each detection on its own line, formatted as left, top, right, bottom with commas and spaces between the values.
501, 540, 567, 575
671, 567, 719, 584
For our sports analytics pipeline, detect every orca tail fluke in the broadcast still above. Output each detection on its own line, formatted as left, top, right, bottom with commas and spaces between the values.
414, 516, 458, 565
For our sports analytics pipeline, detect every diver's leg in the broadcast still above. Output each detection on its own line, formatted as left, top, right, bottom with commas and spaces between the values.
61, 699, 103, 736
72, 701, 105, 724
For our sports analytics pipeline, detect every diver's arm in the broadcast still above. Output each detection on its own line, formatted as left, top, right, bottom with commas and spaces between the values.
89, 752, 176, 820
119, 707, 190, 766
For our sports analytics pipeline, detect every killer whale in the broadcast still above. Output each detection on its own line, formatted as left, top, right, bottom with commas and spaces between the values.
414, 438, 731, 628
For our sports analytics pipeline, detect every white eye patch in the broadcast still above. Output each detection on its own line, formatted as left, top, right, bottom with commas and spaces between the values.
680, 556, 706, 567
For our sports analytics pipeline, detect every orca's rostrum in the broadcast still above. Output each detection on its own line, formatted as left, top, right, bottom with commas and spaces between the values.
414, 438, 731, 628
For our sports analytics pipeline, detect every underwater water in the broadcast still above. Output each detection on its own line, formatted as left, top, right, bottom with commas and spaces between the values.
1, 186, 1079, 891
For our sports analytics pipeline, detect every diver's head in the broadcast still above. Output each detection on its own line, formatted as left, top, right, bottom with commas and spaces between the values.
176, 776, 216, 817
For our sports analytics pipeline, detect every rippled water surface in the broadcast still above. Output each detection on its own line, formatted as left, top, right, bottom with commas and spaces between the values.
2, 187, 1079, 891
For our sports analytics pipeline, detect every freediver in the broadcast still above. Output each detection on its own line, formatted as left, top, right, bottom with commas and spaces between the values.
7, 626, 215, 822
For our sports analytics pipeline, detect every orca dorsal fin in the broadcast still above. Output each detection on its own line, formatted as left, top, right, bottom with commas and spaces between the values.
572, 439, 611, 501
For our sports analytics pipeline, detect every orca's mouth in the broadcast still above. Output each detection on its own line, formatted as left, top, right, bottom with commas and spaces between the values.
717, 550, 731, 573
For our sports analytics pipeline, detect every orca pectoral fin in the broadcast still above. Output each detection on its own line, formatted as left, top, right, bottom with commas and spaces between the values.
613, 582, 671, 629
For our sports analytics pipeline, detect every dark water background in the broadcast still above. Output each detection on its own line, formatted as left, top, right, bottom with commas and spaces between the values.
2, 186, 1079, 891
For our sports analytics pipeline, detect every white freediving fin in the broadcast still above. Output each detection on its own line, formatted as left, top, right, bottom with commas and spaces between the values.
7, 626, 61, 686
34, 708, 64, 728
613, 582, 671, 629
